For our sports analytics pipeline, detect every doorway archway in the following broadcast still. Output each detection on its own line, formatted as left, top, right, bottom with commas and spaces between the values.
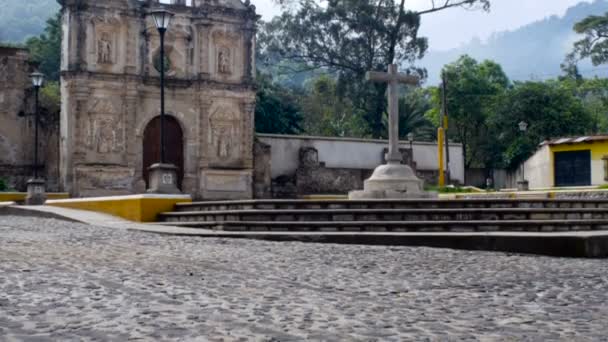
143, 116, 184, 190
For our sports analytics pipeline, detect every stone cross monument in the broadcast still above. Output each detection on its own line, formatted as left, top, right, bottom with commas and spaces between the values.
349, 64, 436, 199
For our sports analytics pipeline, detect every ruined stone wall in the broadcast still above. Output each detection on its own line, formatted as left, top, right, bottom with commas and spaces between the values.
0, 47, 60, 191
59, 0, 257, 199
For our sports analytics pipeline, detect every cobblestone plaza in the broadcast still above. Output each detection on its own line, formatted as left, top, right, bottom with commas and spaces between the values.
1, 216, 607, 341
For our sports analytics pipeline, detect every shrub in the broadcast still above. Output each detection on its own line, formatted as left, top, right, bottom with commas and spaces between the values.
0, 178, 6, 191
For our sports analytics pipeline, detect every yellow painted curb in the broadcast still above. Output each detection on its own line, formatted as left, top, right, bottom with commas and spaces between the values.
0, 192, 70, 202
46, 194, 192, 222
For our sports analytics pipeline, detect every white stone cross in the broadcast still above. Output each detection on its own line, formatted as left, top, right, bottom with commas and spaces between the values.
366, 64, 419, 164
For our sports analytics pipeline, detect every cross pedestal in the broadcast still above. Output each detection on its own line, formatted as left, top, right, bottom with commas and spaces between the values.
349, 64, 437, 199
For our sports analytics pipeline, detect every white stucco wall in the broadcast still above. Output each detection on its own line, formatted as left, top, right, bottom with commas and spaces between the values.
522, 145, 553, 188
257, 134, 465, 184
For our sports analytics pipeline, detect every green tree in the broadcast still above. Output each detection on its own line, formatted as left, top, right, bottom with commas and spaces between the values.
260, 0, 490, 137
299, 74, 369, 137
382, 88, 435, 141
427, 55, 509, 169
491, 81, 592, 169
565, 12, 608, 68
255, 73, 304, 134
25, 12, 61, 81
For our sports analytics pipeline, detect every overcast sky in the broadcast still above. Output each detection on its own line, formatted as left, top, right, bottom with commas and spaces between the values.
252, 0, 591, 51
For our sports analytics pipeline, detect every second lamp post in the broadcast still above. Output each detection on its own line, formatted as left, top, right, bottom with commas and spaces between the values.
25, 71, 47, 205
147, 8, 181, 194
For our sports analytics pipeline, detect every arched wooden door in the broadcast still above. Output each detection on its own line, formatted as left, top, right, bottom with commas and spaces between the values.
143, 116, 184, 190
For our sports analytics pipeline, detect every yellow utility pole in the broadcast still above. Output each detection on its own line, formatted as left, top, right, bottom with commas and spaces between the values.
438, 127, 445, 187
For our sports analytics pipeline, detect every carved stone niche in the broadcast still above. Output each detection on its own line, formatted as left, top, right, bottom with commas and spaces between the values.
84, 98, 125, 164
211, 30, 240, 78
208, 105, 241, 167
91, 17, 121, 69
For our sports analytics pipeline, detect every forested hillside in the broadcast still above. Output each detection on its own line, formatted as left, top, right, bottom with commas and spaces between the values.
0, 0, 60, 43
421, 0, 608, 84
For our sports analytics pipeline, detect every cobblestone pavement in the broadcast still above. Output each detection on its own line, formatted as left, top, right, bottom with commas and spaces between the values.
1, 216, 608, 341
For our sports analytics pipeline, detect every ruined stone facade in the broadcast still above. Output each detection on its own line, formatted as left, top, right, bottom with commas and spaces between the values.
0, 47, 60, 191
59, 0, 257, 199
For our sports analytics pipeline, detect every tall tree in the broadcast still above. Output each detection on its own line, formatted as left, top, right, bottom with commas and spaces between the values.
260, 0, 490, 137
491, 81, 592, 170
299, 74, 369, 138
25, 12, 61, 81
564, 11, 608, 69
255, 73, 304, 135
427, 55, 509, 169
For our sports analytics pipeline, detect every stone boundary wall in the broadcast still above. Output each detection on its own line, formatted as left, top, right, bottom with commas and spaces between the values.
256, 134, 465, 184
254, 134, 462, 198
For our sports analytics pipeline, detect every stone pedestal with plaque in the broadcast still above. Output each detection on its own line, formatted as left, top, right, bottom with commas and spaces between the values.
25, 178, 47, 205
147, 163, 181, 195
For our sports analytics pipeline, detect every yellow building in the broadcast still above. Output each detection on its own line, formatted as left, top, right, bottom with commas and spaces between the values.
523, 136, 608, 188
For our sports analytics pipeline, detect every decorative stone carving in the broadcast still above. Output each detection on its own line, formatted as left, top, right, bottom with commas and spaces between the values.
209, 107, 239, 162
212, 31, 240, 76
97, 32, 113, 64
86, 98, 124, 154
218, 46, 231, 75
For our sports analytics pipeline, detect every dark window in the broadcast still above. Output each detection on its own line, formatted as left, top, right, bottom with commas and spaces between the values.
554, 150, 591, 187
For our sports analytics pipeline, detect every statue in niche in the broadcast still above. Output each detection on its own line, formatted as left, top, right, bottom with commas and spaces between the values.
216, 126, 232, 159
96, 117, 114, 153
217, 47, 231, 74
98, 33, 112, 64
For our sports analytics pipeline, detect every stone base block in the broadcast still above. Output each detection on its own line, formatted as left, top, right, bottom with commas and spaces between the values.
349, 189, 438, 199
25, 179, 47, 205
518, 180, 530, 191
147, 163, 181, 195
349, 163, 436, 199
201, 169, 253, 200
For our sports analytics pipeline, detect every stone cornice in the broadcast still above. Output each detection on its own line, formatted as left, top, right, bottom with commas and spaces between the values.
60, 70, 256, 92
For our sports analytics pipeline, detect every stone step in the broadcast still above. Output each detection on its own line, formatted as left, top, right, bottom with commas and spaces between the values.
154, 219, 608, 233
159, 208, 608, 223
175, 198, 608, 212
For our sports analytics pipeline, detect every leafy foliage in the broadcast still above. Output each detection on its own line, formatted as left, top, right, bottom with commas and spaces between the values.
0, 178, 6, 192
427, 55, 509, 169
565, 11, 608, 68
299, 75, 369, 138
391, 88, 436, 141
260, 0, 490, 137
25, 13, 61, 81
491, 81, 592, 169
255, 73, 304, 135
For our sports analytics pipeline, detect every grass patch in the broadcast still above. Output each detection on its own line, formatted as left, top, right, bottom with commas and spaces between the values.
425, 185, 478, 193
597, 184, 608, 190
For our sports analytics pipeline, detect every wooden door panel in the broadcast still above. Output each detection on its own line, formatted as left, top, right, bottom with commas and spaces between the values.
143, 116, 184, 189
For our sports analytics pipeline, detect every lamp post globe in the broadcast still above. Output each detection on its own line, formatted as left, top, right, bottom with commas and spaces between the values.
26, 71, 47, 205
146, 8, 181, 194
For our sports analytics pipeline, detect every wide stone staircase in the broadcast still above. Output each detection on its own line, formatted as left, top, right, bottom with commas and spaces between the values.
155, 198, 608, 233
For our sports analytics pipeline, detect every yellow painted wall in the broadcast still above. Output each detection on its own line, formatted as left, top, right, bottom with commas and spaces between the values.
0, 193, 70, 202
46, 195, 192, 222
549, 140, 608, 186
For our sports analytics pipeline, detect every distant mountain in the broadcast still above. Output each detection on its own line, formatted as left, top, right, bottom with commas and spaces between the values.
0, 0, 60, 43
420, 0, 608, 85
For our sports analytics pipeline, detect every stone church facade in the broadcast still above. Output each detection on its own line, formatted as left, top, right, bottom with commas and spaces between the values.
59, 0, 257, 199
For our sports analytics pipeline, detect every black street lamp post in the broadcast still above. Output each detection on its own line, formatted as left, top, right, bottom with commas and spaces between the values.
26, 71, 47, 205
147, 8, 181, 194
